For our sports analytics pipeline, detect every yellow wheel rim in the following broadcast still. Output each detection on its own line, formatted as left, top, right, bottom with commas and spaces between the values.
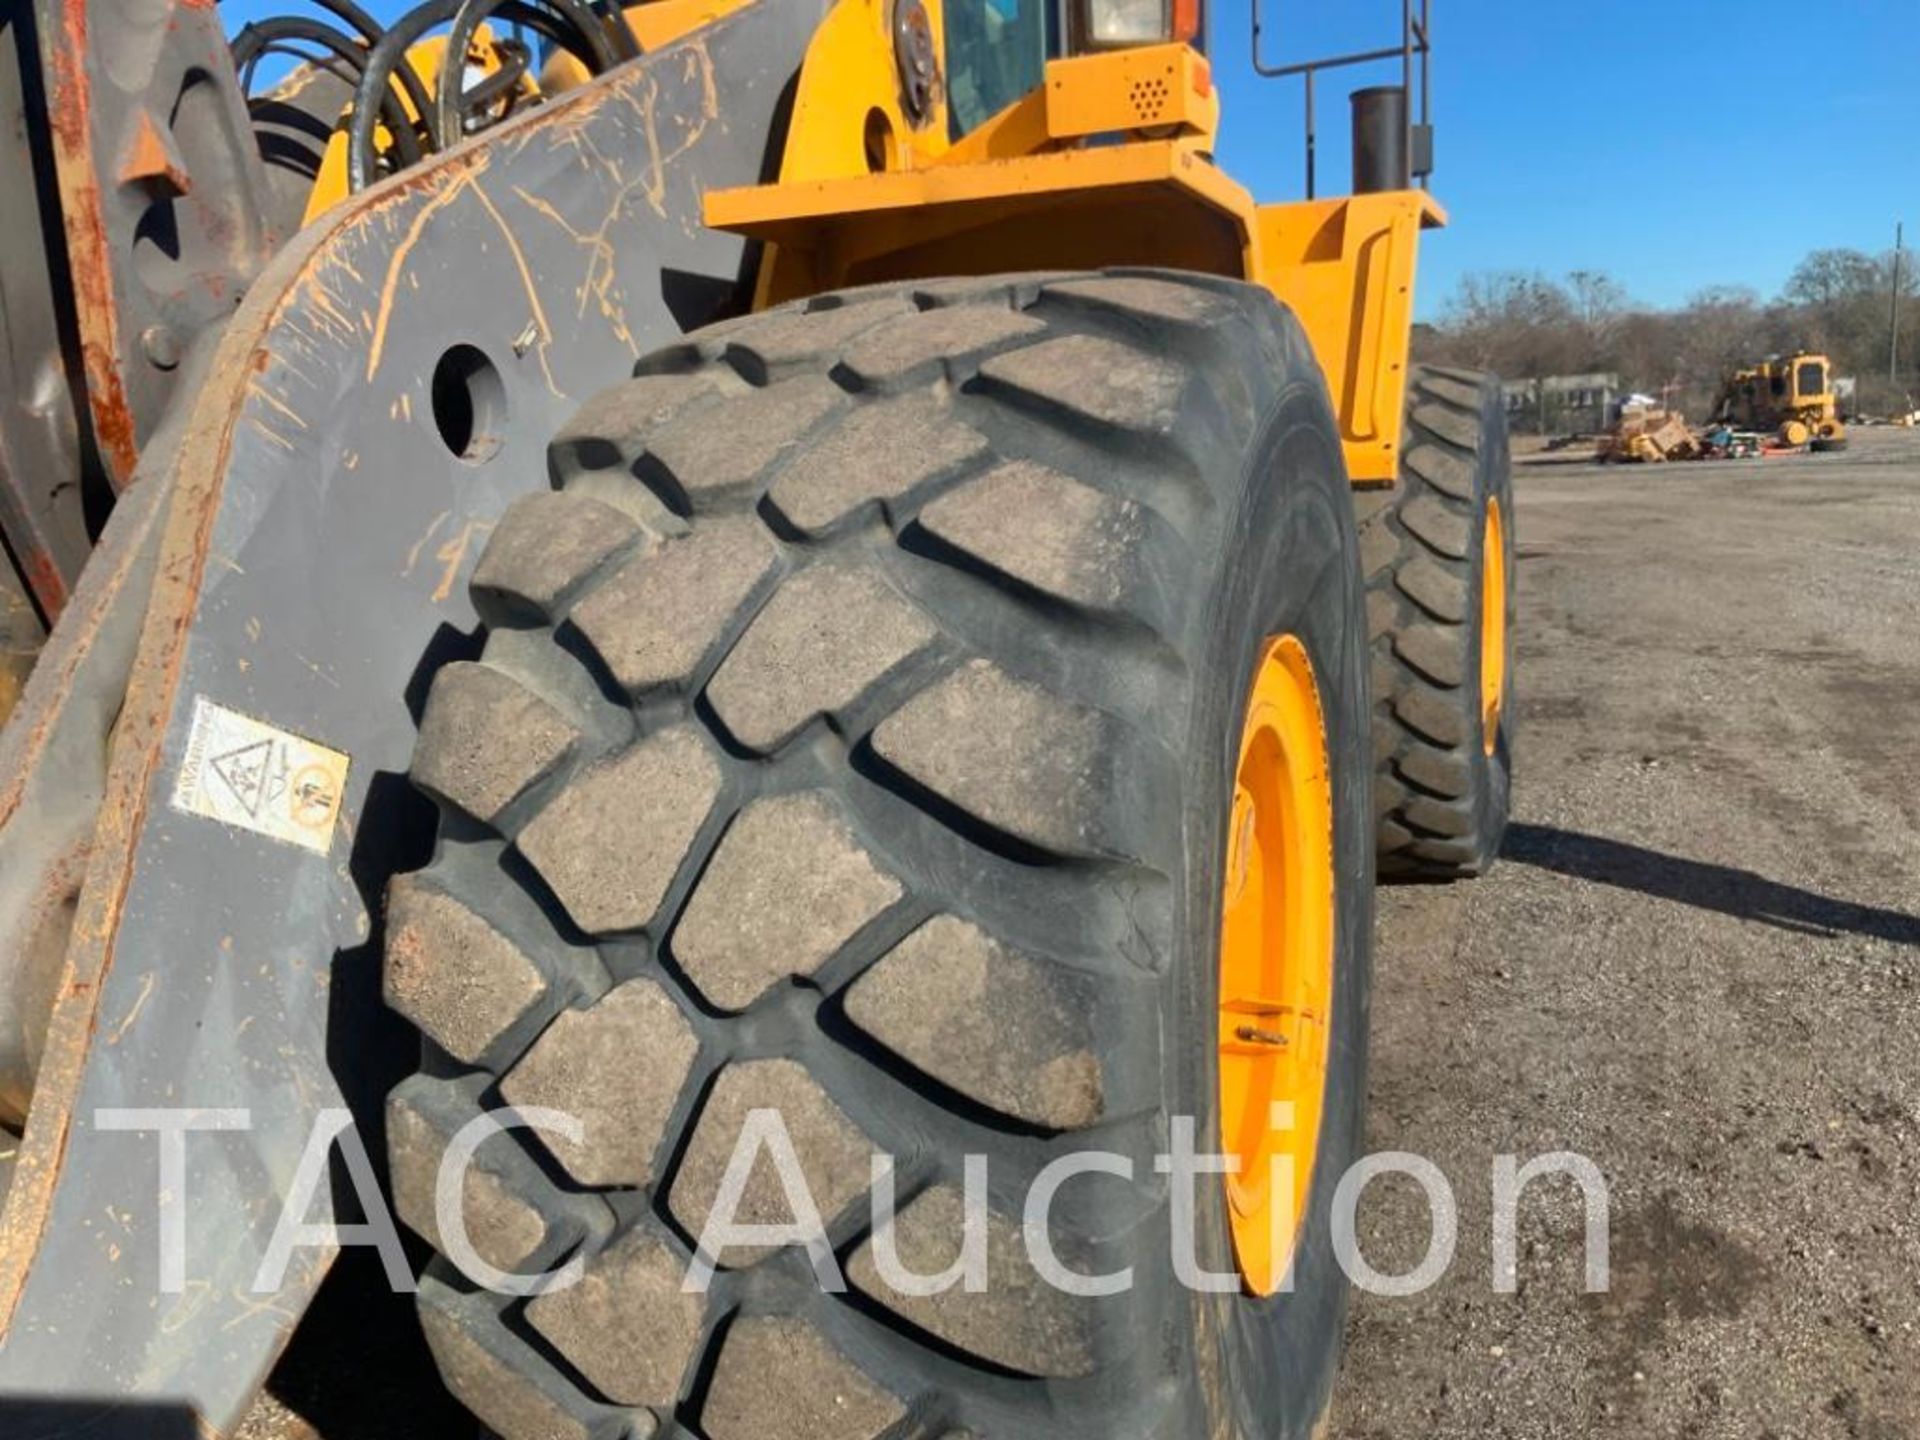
1479, 498, 1507, 757
1218, 634, 1336, 1296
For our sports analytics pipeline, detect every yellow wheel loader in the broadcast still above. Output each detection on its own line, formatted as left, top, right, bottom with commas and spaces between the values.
0, 0, 1512, 1432
1713, 352, 1849, 450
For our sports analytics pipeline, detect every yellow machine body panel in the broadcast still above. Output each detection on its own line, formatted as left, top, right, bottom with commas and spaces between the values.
706, 19, 1443, 484
1043, 44, 1220, 140
760, 0, 954, 179
708, 139, 1255, 286
1255, 191, 1444, 483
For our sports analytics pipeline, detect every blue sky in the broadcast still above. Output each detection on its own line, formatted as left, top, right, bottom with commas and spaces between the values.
1208, 0, 1919, 318
228, 0, 1917, 320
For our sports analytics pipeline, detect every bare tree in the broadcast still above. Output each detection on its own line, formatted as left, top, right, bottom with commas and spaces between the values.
1784, 248, 1879, 309
1670, 286, 1768, 415
1434, 270, 1581, 380
1782, 247, 1913, 365
1566, 270, 1628, 363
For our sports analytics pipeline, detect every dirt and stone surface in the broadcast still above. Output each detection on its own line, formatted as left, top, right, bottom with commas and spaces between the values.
1331, 427, 1920, 1439
241, 429, 1920, 1439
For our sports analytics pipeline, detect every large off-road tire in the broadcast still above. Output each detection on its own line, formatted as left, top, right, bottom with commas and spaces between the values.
1358, 364, 1515, 879
382, 271, 1374, 1440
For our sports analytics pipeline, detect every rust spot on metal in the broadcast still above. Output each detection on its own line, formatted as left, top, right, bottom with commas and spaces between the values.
117, 112, 190, 195
0, 841, 87, 1124
0, 485, 160, 838
104, 970, 156, 1045
44, 0, 141, 487
23, 548, 68, 619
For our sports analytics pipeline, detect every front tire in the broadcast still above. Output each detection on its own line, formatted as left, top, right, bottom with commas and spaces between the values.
382, 271, 1374, 1440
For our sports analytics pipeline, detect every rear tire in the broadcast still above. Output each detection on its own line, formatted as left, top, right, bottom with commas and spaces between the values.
383, 271, 1374, 1440
1358, 364, 1515, 879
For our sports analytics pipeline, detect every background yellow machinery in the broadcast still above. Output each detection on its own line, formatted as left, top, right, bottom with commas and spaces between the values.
1715, 352, 1849, 449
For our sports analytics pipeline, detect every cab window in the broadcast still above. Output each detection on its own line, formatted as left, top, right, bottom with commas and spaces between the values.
945, 0, 1049, 137
1796, 361, 1825, 398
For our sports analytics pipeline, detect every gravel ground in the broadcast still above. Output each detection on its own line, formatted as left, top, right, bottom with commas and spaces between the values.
242, 429, 1920, 1440
1331, 427, 1920, 1440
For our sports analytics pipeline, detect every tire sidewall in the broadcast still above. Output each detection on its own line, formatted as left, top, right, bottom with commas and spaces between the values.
1170, 371, 1375, 1440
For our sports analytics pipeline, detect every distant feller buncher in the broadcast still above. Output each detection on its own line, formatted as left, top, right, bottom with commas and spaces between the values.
1714, 353, 1849, 450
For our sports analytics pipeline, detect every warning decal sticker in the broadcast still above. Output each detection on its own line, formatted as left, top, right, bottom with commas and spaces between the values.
172, 697, 350, 855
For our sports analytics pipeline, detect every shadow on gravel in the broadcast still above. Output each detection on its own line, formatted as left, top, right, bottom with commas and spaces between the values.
0, 1397, 200, 1438
1504, 823, 1920, 946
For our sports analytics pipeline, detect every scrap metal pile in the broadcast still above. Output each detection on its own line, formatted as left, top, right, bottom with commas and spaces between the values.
1596, 403, 1700, 462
